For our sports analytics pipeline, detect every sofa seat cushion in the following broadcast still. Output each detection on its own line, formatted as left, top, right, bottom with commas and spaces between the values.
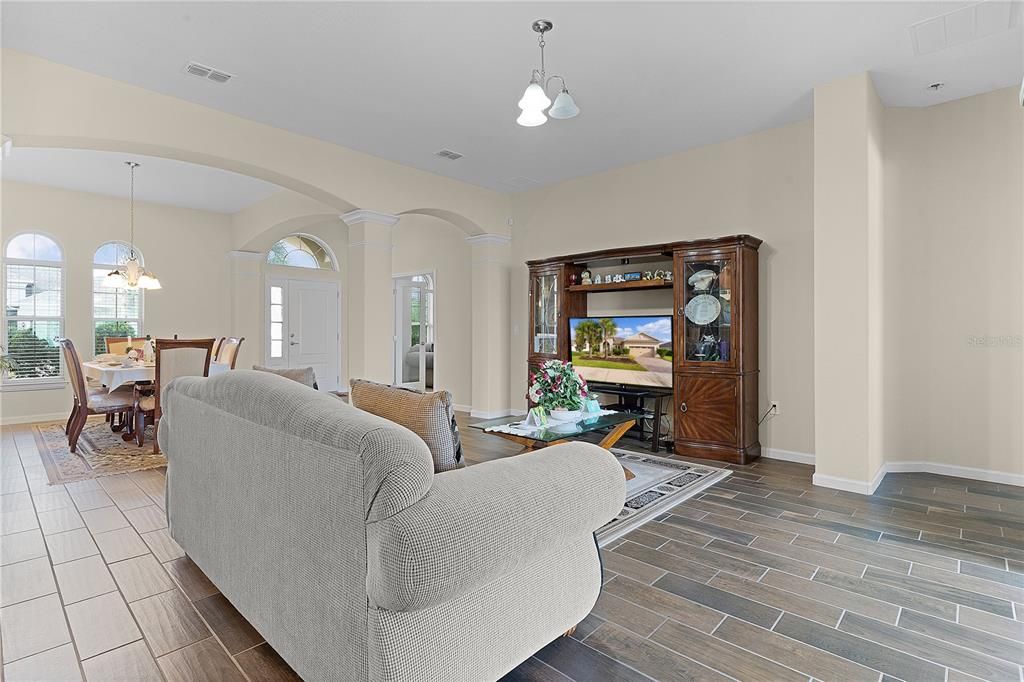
350, 379, 463, 472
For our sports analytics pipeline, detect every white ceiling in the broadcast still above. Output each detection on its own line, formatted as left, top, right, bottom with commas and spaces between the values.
1, 148, 281, 213
3, 2, 1021, 192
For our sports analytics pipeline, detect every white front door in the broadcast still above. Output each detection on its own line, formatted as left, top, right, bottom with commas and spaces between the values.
267, 278, 340, 391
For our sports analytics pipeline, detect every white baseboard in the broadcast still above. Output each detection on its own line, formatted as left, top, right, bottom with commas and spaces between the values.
815, 459, 1023, 495
0, 412, 68, 426
884, 461, 1024, 488
812, 464, 886, 495
453, 404, 472, 414
469, 408, 520, 419
761, 447, 815, 465
811, 472, 877, 495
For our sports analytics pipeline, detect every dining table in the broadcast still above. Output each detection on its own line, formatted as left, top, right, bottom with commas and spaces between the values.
82, 359, 231, 392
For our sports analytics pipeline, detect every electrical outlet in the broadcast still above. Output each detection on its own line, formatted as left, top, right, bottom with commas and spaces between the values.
770, 400, 780, 416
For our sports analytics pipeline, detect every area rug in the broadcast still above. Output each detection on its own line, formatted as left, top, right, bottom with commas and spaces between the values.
33, 417, 165, 485
596, 449, 730, 546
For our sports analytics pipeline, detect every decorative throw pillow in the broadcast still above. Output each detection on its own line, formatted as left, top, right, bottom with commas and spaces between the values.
252, 365, 317, 389
349, 379, 463, 472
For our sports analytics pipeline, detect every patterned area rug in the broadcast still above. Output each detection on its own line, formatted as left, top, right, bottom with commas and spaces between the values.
596, 449, 730, 546
33, 417, 166, 485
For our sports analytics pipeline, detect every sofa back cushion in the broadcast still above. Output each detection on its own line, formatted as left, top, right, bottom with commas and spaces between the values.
349, 379, 463, 472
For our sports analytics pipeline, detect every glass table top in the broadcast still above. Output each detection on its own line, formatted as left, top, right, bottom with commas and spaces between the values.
469, 411, 636, 443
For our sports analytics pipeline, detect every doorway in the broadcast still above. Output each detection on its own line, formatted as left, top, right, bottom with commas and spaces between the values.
393, 273, 434, 391
265, 278, 340, 391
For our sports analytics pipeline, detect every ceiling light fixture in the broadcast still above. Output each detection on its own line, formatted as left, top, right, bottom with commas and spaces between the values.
105, 162, 162, 290
516, 20, 580, 127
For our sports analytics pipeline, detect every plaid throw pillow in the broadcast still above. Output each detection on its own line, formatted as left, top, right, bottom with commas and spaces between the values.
349, 379, 464, 472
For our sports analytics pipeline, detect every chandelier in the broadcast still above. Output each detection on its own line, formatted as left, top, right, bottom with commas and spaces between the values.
105, 161, 161, 290
517, 20, 580, 127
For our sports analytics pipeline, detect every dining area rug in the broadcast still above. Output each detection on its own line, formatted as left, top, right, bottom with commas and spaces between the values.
33, 417, 165, 485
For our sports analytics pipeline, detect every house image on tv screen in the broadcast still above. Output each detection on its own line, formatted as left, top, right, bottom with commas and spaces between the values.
569, 316, 672, 388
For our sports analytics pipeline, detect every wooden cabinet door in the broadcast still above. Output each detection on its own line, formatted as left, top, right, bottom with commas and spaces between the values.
528, 266, 561, 359
675, 374, 739, 446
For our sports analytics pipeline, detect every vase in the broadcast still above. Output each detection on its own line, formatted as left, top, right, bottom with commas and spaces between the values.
548, 408, 583, 422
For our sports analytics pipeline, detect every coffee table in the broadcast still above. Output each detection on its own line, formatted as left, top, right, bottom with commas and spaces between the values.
470, 412, 638, 480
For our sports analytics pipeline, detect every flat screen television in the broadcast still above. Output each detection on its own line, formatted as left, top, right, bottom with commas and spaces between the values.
568, 315, 673, 389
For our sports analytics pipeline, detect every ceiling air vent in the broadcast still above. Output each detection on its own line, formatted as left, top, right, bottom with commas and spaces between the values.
184, 61, 234, 84
435, 149, 463, 160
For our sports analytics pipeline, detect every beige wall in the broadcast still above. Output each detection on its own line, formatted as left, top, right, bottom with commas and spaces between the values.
392, 215, 473, 407
0, 180, 233, 422
510, 120, 816, 456
882, 87, 1023, 478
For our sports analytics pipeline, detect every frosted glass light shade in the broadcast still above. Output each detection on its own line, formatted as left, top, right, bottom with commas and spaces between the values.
516, 109, 547, 127
518, 82, 551, 111
549, 90, 580, 119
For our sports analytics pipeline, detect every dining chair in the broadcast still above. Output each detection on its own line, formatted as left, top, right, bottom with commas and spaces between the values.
58, 338, 136, 453
130, 338, 215, 452
217, 337, 245, 369
212, 337, 225, 361
104, 336, 132, 355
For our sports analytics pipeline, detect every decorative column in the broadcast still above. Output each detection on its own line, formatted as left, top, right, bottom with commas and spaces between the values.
467, 234, 512, 417
812, 72, 886, 493
343, 209, 399, 384
225, 250, 264, 370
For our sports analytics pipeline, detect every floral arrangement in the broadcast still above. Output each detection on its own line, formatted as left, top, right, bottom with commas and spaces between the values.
527, 359, 590, 411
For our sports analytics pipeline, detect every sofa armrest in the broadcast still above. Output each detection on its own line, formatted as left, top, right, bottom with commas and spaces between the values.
366, 441, 625, 612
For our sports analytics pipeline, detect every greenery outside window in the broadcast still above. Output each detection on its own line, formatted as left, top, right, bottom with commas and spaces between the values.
3, 233, 64, 384
93, 241, 143, 354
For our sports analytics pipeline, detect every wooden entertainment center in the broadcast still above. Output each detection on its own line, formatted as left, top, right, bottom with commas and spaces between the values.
526, 235, 762, 464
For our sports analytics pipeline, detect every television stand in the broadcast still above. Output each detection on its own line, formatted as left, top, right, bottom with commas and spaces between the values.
587, 383, 672, 453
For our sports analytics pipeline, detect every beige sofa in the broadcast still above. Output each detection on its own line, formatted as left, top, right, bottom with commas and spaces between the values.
159, 370, 625, 681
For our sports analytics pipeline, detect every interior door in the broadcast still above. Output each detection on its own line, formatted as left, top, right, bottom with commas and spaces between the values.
267, 278, 340, 391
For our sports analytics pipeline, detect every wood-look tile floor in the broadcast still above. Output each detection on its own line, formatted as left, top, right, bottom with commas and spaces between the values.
3, 416, 1023, 681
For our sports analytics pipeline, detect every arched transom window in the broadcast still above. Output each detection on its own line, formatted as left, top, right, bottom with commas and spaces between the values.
266, 235, 335, 270
3, 233, 64, 382
93, 242, 143, 354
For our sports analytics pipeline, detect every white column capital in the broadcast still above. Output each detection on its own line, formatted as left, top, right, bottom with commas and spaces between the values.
341, 209, 400, 227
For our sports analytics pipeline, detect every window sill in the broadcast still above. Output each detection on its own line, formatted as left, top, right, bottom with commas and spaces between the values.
0, 380, 68, 393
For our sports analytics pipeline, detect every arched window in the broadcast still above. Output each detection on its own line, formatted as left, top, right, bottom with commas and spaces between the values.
266, 235, 336, 270
93, 242, 143, 354
2, 233, 64, 383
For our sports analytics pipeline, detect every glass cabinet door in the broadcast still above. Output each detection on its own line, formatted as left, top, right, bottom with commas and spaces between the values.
531, 271, 559, 355
680, 256, 735, 366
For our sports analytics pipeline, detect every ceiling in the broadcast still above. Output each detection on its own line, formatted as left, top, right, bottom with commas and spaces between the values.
3, 2, 1021, 192
1, 148, 281, 213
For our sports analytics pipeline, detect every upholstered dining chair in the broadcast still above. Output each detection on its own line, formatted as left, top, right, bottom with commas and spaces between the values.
211, 337, 225, 361
216, 337, 244, 369
104, 336, 133, 355
59, 338, 136, 453
129, 338, 215, 452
